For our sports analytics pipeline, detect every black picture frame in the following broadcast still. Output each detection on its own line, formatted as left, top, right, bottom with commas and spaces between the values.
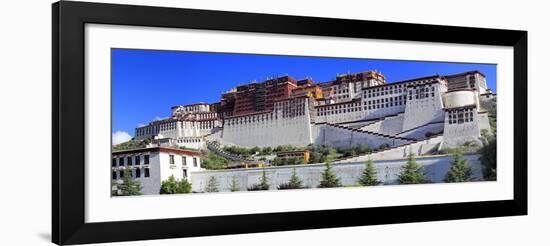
52, 1, 527, 245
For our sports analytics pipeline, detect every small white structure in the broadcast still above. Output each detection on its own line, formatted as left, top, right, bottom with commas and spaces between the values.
111, 147, 202, 195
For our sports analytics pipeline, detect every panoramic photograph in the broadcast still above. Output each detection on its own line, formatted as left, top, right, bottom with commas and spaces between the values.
110, 49, 497, 196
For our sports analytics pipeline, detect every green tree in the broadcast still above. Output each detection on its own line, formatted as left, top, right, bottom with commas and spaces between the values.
278, 168, 304, 189
398, 154, 425, 184
272, 157, 284, 166
248, 169, 270, 191
358, 159, 381, 186
160, 175, 192, 194
205, 176, 219, 192
318, 162, 341, 188
479, 137, 497, 180
112, 139, 146, 152
261, 147, 273, 155
230, 176, 240, 192
115, 168, 142, 196
249, 146, 261, 155
259, 169, 270, 190
111, 180, 118, 196
445, 151, 473, 182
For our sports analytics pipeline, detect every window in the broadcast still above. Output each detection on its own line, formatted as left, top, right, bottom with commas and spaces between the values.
112, 158, 116, 167
119, 157, 124, 166
135, 168, 141, 178
458, 111, 464, 124
144, 168, 150, 177
119, 170, 124, 178
182, 156, 187, 166
135, 155, 140, 165
193, 157, 198, 167
144, 155, 149, 164
127, 156, 133, 166
112, 171, 117, 179
183, 169, 187, 178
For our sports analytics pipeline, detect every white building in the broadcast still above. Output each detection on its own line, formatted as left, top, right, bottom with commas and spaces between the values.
134, 102, 222, 150
111, 147, 202, 195
128, 70, 494, 161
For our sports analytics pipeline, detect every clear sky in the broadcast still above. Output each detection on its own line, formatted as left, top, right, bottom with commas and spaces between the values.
112, 48, 496, 140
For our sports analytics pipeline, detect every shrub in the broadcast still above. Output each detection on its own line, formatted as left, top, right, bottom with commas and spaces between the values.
249, 146, 261, 155
260, 147, 273, 155
160, 175, 192, 194
425, 131, 435, 138
201, 152, 230, 170
378, 143, 391, 151
112, 139, 147, 152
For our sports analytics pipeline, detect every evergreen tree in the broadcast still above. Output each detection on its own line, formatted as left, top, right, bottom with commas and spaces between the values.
318, 162, 341, 188
248, 169, 270, 191
230, 176, 240, 192
111, 180, 118, 196
205, 176, 219, 192
117, 168, 142, 196
358, 159, 381, 186
278, 168, 304, 189
480, 137, 497, 180
398, 154, 425, 184
445, 151, 473, 182
259, 169, 270, 190
160, 175, 192, 194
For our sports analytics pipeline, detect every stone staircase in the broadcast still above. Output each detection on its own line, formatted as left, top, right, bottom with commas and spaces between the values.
325, 122, 416, 142
332, 134, 443, 164
205, 140, 248, 162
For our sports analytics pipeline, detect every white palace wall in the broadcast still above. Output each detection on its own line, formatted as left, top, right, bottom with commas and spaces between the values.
222, 97, 314, 148
189, 154, 484, 192
375, 114, 405, 135
222, 114, 313, 148
441, 110, 492, 148
402, 83, 446, 132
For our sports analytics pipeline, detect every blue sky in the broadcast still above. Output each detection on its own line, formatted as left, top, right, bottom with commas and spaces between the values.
112, 49, 496, 140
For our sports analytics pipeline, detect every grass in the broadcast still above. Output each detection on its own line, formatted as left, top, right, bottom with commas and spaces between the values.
200, 151, 232, 170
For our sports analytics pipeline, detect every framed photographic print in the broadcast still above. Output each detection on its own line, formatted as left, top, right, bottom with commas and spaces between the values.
52, 1, 527, 245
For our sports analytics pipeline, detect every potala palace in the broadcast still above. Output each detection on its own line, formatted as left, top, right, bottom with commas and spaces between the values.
113, 70, 496, 194
134, 70, 495, 156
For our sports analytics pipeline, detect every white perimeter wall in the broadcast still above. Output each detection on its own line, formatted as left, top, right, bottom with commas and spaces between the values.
190, 154, 484, 192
